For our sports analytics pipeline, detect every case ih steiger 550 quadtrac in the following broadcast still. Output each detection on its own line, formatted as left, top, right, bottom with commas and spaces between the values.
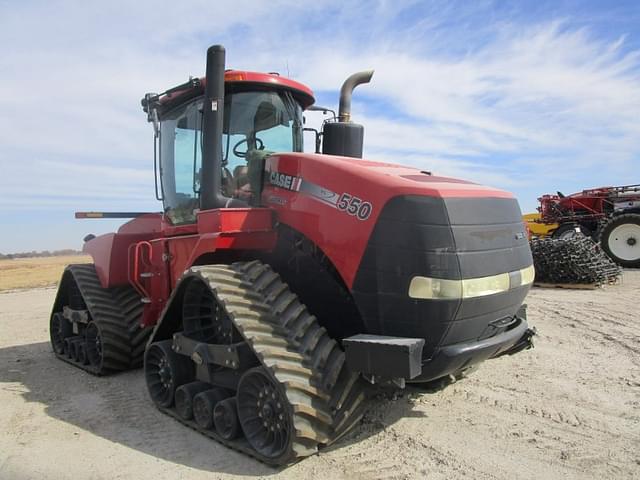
50, 45, 536, 465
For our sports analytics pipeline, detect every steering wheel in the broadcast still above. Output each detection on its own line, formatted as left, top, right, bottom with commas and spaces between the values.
233, 138, 264, 158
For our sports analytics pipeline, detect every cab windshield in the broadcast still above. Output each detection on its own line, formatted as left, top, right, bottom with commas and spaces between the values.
159, 89, 303, 224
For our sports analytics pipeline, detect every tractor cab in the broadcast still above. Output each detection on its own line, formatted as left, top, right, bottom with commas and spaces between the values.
145, 72, 313, 225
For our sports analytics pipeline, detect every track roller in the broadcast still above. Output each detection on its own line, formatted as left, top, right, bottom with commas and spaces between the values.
175, 382, 211, 420
214, 397, 241, 441
193, 388, 231, 430
68, 337, 83, 362
77, 342, 89, 365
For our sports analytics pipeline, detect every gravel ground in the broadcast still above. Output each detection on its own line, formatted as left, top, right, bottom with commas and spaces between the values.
1, 272, 638, 480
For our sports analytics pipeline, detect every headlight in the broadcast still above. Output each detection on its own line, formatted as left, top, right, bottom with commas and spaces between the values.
408, 264, 535, 300
518, 264, 535, 286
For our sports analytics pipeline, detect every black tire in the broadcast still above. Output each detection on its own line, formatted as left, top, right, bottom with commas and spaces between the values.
175, 382, 211, 420
144, 340, 194, 408
214, 397, 241, 441
599, 214, 640, 267
193, 388, 231, 430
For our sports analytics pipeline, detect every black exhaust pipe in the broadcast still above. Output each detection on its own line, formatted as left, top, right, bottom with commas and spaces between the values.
322, 69, 374, 158
200, 45, 245, 210
338, 70, 374, 122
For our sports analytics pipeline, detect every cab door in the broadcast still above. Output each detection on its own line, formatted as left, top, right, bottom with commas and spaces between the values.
159, 99, 203, 224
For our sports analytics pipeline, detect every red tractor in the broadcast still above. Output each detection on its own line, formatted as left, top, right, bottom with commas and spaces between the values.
50, 45, 535, 465
538, 185, 640, 267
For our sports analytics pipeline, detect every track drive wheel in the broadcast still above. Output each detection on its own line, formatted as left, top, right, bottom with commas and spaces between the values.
599, 214, 640, 267
237, 367, 293, 458
145, 340, 194, 408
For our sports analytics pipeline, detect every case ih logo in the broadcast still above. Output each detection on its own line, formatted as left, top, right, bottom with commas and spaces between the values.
269, 172, 302, 191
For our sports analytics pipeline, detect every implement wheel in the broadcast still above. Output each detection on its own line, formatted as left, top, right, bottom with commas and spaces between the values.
599, 214, 640, 267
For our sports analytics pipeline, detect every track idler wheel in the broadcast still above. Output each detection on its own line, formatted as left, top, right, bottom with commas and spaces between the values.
175, 382, 210, 420
193, 388, 231, 430
50, 312, 72, 355
214, 397, 241, 441
237, 367, 293, 459
145, 340, 194, 408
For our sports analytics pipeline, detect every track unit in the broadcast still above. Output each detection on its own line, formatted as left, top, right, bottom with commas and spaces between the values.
144, 261, 366, 465
50, 264, 150, 375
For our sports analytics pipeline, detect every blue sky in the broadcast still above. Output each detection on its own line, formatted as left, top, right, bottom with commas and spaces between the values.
0, 0, 639, 253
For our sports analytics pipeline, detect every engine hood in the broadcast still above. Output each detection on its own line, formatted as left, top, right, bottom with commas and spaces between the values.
261, 152, 522, 288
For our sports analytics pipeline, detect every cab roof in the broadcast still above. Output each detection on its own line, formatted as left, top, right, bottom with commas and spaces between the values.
155, 70, 315, 114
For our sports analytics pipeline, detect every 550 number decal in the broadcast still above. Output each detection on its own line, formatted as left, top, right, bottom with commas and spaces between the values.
337, 193, 373, 220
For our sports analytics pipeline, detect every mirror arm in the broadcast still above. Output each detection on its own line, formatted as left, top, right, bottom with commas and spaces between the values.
303, 127, 321, 154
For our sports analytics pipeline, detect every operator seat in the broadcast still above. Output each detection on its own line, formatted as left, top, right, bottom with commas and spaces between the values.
233, 165, 250, 194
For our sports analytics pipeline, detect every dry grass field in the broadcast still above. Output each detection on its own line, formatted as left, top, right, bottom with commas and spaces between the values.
0, 255, 91, 291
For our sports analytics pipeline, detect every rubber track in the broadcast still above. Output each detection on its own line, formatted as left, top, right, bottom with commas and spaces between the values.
160, 261, 367, 464
52, 264, 150, 375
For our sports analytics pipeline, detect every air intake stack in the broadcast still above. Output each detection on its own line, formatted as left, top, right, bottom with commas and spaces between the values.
322, 70, 374, 159
200, 44, 246, 209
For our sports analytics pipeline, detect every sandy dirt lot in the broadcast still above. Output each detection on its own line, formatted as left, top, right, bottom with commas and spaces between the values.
0, 273, 638, 480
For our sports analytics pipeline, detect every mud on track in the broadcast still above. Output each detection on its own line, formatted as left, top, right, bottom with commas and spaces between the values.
1, 272, 639, 479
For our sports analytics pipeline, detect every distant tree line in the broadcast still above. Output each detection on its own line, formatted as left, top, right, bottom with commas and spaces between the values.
0, 249, 83, 260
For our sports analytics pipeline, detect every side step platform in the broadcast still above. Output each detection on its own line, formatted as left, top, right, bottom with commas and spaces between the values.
49, 264, 151, 375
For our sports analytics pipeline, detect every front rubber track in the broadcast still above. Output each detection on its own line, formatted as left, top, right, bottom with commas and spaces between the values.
150, 261, 367, 465
50, 264, 151, 375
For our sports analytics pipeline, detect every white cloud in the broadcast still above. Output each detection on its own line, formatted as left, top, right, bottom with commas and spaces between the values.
0, 1, 638, 250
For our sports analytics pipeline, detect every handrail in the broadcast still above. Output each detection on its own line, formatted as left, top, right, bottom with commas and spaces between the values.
128, 241, 154, 300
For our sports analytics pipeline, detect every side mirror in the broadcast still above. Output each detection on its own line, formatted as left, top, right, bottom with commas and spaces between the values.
142, 93, 160, 138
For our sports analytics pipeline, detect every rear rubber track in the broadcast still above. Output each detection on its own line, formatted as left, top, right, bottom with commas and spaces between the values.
51, 264, 151, 375
155, 261, 367, 465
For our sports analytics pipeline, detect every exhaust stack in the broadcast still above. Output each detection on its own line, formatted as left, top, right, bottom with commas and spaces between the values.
322, 70, 374, 159
338, 70, 374, 122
